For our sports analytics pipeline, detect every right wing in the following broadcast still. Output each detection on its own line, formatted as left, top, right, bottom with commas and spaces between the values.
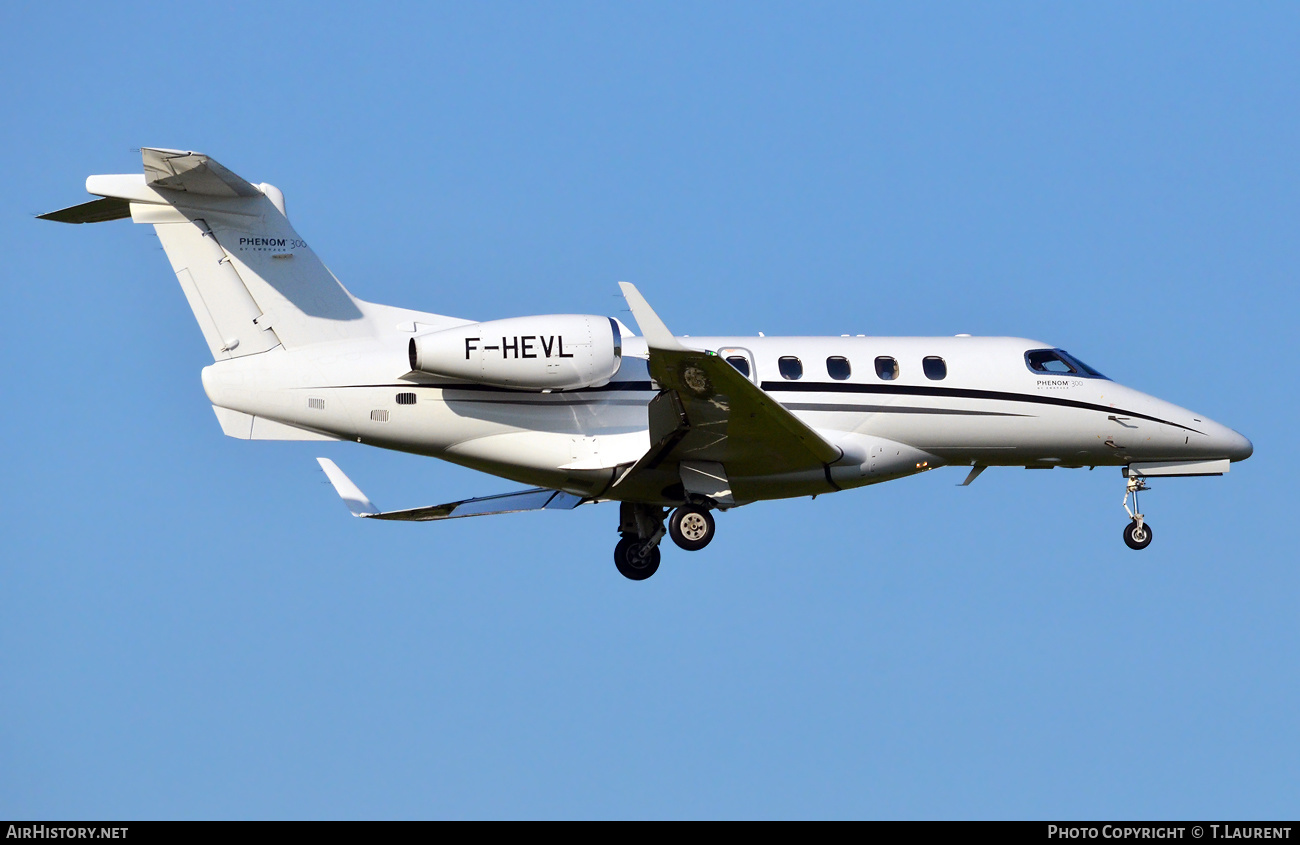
317, 458, 583, 522
615, 283, 841, 488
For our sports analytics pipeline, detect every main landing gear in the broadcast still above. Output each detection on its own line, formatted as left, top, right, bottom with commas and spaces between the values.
614, 536, 661, 580
1122, 472, 1154, 551
669, 504, 715, 552
615, 501, 718, 580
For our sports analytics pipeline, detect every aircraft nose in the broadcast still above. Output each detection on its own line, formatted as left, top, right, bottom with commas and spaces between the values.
1204, 419, 1253, 462
1226, 429, 1253, 462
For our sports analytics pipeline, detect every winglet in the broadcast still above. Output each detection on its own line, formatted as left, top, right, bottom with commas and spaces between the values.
618, 282, 688, 351
317, 458, 381, 517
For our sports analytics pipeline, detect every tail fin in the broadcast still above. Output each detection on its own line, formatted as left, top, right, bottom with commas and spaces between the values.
40, 148, 373, 360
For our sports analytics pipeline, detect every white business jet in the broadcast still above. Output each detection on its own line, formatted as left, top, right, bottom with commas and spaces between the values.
42, 149, 1253, 579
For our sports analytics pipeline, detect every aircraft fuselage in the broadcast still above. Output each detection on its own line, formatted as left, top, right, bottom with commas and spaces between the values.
201, 332, 1251, 506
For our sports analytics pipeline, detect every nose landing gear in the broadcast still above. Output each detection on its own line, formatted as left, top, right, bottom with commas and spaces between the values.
1123, 520, 1153, 550
1122, 472, 1154, 550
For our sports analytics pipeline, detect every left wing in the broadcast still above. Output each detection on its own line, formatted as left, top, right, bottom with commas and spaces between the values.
615, 283, 841, 493
317, 458, 583, 522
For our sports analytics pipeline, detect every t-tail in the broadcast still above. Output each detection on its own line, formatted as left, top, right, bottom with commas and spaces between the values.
39, 148, 376, 359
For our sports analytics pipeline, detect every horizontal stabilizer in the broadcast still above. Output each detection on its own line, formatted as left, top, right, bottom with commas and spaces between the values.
142, 147, 261, 197
37, 196, 131, 224
316, 458, 583, 521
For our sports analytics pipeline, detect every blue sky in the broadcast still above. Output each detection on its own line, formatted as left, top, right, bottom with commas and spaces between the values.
2, 2, 1296, 819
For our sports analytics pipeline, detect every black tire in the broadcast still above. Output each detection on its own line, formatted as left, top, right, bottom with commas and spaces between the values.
615, 537, 661, 580
669, 505, 715, 551
1123, 521, 1153, 550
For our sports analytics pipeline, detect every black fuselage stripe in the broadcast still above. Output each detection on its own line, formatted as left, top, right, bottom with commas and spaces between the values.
760, 382, 1200, 433
318, 381, 1200, 433
369, 381, 658, 393
783, 402, 1026, 417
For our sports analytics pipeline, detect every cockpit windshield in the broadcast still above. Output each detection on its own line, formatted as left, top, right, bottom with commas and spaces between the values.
1025, 349, 1108, 379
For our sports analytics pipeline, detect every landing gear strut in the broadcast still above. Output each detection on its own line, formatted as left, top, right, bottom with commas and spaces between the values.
615, 503, 667, 580
1122, 472, 1154, 550
614, 501, 720, 579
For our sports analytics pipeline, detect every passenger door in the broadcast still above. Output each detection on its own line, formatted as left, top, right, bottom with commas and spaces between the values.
716, 347, 758, 384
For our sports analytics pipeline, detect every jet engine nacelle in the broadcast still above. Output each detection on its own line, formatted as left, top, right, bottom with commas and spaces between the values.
409, 315, 623, 390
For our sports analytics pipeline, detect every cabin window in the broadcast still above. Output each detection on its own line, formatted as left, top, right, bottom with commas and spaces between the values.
875, 356, 899, 380
923, 356, 947, 380
827, 356, 851, 380
726, 356, 750, 378
778, 356, 803, 380
1025, 349, 1108, 379
395, 392, 417, 405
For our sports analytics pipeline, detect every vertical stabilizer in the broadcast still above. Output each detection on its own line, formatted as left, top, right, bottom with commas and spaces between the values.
41, 149, 376, 360
151, 217, 281, 358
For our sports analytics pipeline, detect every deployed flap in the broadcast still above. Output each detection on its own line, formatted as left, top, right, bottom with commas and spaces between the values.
142, 148, 261, 197
681, 460, 735, 505
37, 196, 130, 224
317, 458, 583, 521
616, 282, 840, 480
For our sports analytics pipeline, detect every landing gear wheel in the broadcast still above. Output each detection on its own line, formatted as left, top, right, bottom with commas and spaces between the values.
669, 505, 715, 551
615, 537, 661, 580
1124, 521, 1153, 551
